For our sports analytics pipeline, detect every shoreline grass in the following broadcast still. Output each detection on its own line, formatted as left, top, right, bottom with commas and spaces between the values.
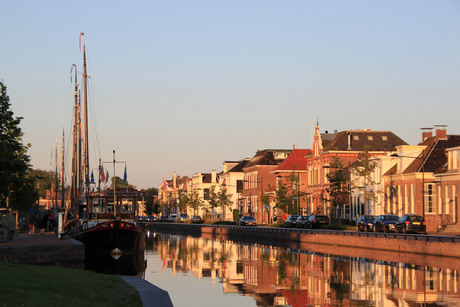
0, 263, 142, 307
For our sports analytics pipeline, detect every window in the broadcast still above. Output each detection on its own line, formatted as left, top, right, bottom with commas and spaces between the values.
353, 136, 359, 140
236, 180, 243, 193
92, 198, 106, 213
203, 188, 210, 200
425, 183, 434, 213
368, 136, 373, 141
121, 198, 133, 212
382, 136, 388, 141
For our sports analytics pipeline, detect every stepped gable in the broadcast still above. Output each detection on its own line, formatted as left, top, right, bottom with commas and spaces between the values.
323, 130, 407, 152
273, 148, 311, 171
405, 135, 460, 174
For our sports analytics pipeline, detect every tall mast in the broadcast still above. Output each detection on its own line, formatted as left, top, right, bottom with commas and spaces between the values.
54, 140, 58, 208
113, 150, 117, 217
70, 64, 78, 212
81, 32, 90, 203
61, 127, 65, 207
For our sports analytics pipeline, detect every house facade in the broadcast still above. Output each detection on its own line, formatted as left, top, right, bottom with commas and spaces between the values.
384, 127, 460, 232
305, 125, 407, 221
271, 146, 311, 217
242, 149, 291, 224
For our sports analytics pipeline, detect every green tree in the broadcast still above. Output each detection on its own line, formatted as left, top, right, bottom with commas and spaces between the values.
275, 170, 305, 215
111, 176, 132, 189
324, 157, 350, 224
187, 189, 203, 216
0, 81, 33, 211
350, 150, 379, 205
217, 188, 232, 220
276, 180, 293, 214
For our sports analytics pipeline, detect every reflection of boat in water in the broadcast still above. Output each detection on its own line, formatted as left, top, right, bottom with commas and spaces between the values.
85, 252, 146, 276
63, 33, 145, 255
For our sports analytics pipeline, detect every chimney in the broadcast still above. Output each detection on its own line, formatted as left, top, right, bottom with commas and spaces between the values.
421, 127, 433, 143
347, 132, 352, 150
435, 125, 448, 140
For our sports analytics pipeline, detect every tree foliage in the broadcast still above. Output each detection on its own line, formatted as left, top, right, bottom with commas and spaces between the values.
350, 150, 379, 204
0, 81, 34, 211
275, 170, 305, 215
207, 186, 233, 219
324, 157, 350, 223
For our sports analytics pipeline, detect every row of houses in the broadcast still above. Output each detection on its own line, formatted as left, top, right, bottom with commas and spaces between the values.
159, 124, 460, 233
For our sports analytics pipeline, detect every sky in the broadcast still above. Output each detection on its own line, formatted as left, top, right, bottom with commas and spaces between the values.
2, 1, 460, 189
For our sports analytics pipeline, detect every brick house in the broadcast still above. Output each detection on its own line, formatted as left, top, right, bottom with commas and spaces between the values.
305, 124, 407, 221
384, 127, 460, 232
242, 149, 291, 224
271, 146, 311, 217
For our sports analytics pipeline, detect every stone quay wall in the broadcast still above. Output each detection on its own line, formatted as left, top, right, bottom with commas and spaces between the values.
148, 223, 460, 260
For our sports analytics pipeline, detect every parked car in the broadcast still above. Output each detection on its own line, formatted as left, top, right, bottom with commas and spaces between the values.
239, 215, 257, 226
168, 214, 178, 223
177, 213, 189, 223
158, 215, 169, 222
395, 214, 426, 234
190, 215, 204, 224
373, 215, 399, 233
146, 215, 156, 222
284, 215, 300, 228
356, 215, 375, 232
306, 215, 329, 229
296, 215, 310, 228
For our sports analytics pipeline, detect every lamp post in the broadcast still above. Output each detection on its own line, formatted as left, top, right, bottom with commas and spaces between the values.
390, 153, 425, 220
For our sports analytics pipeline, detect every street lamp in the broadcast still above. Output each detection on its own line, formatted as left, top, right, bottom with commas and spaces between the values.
390, 153, 425, 220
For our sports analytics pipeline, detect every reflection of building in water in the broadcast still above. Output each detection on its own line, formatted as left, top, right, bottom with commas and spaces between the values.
351, 260, 460, 306
153, 233, 460, 306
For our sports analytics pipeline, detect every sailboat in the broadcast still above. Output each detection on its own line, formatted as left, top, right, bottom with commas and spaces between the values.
65, 33, 145, 255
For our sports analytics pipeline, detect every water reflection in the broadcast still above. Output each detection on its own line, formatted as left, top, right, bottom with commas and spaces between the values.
145, 231, 460, 306
85, 252, 146, 276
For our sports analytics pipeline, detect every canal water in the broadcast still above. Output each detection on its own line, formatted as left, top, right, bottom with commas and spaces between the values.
88, 230, 460, 306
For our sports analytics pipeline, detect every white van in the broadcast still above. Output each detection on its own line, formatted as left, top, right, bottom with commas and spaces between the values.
168, 214, 177, 223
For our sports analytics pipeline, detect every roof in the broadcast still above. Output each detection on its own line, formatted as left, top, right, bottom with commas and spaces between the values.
384, 134, 460, 176
272, 148, 311, 172
244, 149, 291, 168
405, 135, 460, 174
323, 130, 407, 152
226, 159, 250, 173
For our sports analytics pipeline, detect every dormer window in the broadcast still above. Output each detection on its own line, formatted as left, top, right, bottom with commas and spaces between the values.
368, 136, 373, 141
382, 136, 388, 141
353, 136, 359, 140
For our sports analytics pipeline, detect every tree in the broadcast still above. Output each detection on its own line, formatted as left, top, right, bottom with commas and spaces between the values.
187, 189, 203, 216
110, 176, 132, 189
275, 169, 306, 215
0, 81, 33, 211
350, 150, 379, 205
324, 157, 350, 224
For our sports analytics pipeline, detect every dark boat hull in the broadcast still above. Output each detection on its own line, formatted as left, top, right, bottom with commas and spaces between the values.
73, 220, 145, 254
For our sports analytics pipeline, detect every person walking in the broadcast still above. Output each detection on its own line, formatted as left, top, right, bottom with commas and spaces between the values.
38, 208, 48, 235
27, 202, 39, 235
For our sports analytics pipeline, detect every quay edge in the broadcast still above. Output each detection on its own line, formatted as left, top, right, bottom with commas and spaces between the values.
147, 223, 460, 259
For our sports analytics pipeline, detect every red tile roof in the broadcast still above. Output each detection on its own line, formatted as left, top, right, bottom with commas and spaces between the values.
273, 149, 311, 172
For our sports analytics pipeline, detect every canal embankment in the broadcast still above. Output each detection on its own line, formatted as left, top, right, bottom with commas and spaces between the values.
147, 223, 460, 263
0, 232, 84, 267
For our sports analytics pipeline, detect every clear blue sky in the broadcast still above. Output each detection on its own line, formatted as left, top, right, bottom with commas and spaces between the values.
2, 1, 460, 189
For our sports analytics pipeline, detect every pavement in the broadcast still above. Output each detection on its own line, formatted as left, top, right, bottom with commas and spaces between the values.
1, 230, 173, 307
